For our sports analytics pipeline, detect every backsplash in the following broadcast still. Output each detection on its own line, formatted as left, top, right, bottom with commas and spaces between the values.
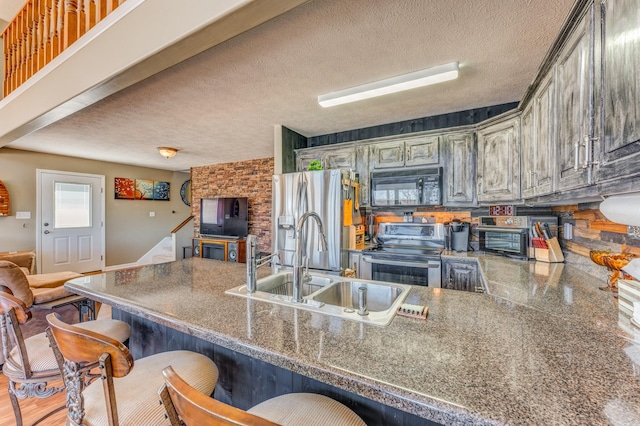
553, 203, 640, 281
191, 158, 274, 253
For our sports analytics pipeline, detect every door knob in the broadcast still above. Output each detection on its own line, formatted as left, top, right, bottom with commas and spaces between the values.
44, 230, 50, 234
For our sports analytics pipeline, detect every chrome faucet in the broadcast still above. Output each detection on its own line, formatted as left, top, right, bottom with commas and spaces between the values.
246, 235, 279, 293
293, 211, 328, 303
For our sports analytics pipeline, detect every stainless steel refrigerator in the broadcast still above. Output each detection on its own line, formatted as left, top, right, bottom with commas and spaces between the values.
272, 169, 353, 274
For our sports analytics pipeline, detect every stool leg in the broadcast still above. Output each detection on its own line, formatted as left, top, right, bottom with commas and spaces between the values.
8, 382, 24, 426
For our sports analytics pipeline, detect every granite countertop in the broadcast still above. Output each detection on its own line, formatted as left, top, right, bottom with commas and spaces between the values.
65, 256, 640, 425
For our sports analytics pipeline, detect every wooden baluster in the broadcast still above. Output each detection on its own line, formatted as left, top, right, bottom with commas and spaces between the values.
57, 0, 65, 56
19, 10, 26, 87
98, 0, 107, 22
2, 26, 10, 96
45, 0, 53, 64
78, 0, 86, 40
28, 1, 37, 79
38, 0, 47, 69
63, 0, 79, 49
87, 0, 95, 32
51, 0, 60, 60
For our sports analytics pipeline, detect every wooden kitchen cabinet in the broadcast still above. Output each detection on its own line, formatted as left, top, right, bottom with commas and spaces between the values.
370, 135, 439, 169
476, 112, 521, 203
597, 0, 640, 183
443, 131, 476, 206
370, 140, 405, 169
554, 5, 594, 192
442, 259, 483, 293
404, 135, 439, 167
296, 145, 357, 171
522, 71, 555, 198
296, 144, 369, 205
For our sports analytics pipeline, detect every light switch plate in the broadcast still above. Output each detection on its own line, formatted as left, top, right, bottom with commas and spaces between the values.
149, 211, 155, 217
16, 211, 31, 219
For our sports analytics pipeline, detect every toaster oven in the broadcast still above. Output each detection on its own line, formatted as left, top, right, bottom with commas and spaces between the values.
476, 216, 557, 259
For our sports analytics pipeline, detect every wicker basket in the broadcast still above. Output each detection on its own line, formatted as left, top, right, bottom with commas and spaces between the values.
0, 180, 10, 217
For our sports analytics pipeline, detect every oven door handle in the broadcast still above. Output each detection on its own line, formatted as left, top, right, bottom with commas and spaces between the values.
362, 256, 440, 269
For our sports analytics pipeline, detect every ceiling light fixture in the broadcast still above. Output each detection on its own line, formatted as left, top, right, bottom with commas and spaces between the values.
158, 147, 178, 159
318, 62, 459, 108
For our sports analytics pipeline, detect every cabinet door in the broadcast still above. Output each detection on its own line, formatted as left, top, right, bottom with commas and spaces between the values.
520, 105, 536, 198
405, 136, 439, 167
370, 141, 405, 169
324, 147, 357, 170
477, 115, 521, 203
443, 260, 481, 292
443, 132, 476, 206
355, 144, 370, 206
555, 8, 593, 191
296, 151, 320, 172
598, 0, 640, 182
533, 73, 556, 194
522, 73, 556, 199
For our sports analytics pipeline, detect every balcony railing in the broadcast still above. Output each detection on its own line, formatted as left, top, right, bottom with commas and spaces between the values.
2, 0, 126, 98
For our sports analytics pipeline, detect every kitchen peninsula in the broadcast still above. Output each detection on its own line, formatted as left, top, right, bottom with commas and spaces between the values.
65, 256, 640, 426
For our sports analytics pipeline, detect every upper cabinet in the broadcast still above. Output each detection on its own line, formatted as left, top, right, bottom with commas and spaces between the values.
476, 113, 521, 203
554, 5, 595, 191
370, 140, 405, 169
443, 131, 476, 206
296, 144, 370, 206
522, 71, 556, 198
405, 136, 440, 167
597, 0, 640, 182
296, 145, 357, 171
371, 135, 439, 169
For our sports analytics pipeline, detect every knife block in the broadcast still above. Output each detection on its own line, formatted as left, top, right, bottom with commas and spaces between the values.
535, 237, 565, 263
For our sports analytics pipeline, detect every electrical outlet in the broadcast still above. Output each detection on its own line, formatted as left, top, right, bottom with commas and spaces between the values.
149, 211, 155, 217
563, 223, 573, 240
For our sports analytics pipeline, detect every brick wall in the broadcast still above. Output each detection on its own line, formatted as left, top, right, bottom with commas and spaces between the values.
191, 158, 273, 253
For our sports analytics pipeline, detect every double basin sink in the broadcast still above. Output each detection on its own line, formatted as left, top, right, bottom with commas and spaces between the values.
225, 271, 412, 326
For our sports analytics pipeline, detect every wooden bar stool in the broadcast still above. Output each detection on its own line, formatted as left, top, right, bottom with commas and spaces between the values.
46, 313, 219, 426
0, 291, 131, 426
160, 366, 367, 426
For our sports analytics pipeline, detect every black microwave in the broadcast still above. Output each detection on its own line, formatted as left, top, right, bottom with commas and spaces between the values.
370, 167, 442, 207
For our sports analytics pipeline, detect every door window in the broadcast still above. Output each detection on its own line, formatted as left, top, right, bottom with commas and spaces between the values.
54, 182, 92, 228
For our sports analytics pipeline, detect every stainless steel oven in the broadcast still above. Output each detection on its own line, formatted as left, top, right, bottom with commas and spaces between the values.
361, 253, 441, 287
360, 223, 444, 287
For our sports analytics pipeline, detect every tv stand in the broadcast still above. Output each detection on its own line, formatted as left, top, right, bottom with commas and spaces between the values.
196, 237, 246, 263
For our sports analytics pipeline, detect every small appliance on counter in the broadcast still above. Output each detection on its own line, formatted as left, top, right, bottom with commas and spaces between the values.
445, 220, 470, 252
477, 215, 558, 259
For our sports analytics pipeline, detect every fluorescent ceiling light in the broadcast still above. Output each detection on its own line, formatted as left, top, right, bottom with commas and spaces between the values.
318, 62, 459, 108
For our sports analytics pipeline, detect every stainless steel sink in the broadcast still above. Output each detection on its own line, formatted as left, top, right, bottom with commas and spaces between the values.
224, 269, 412, 326
311, 281, 405, 312
257, 272, 331, 297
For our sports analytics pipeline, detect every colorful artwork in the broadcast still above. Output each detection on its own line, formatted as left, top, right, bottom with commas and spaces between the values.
135, 179, 154, 200
114, 177, 135, 200
153, 181, 170, 201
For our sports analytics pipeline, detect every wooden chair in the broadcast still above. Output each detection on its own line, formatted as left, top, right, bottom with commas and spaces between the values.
0, 291, 131, 426
46, 312, 219, 426
160, 366, 367, 426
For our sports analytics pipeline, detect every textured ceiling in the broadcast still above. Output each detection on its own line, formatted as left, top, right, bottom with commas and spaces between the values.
4, 0, 575, 172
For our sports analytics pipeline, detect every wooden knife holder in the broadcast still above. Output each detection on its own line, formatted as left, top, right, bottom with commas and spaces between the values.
534, 237, 565, 263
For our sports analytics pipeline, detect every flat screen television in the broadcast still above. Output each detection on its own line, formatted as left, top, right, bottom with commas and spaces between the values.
200, 197, 248, 238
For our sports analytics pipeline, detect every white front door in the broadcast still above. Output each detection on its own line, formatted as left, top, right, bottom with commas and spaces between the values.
37, 170, 105, 273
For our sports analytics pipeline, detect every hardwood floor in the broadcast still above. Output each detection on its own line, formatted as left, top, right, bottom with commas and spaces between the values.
0, 373, 68, 426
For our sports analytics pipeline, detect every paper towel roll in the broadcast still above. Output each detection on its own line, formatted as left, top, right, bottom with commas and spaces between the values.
600, 193, 640, 226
